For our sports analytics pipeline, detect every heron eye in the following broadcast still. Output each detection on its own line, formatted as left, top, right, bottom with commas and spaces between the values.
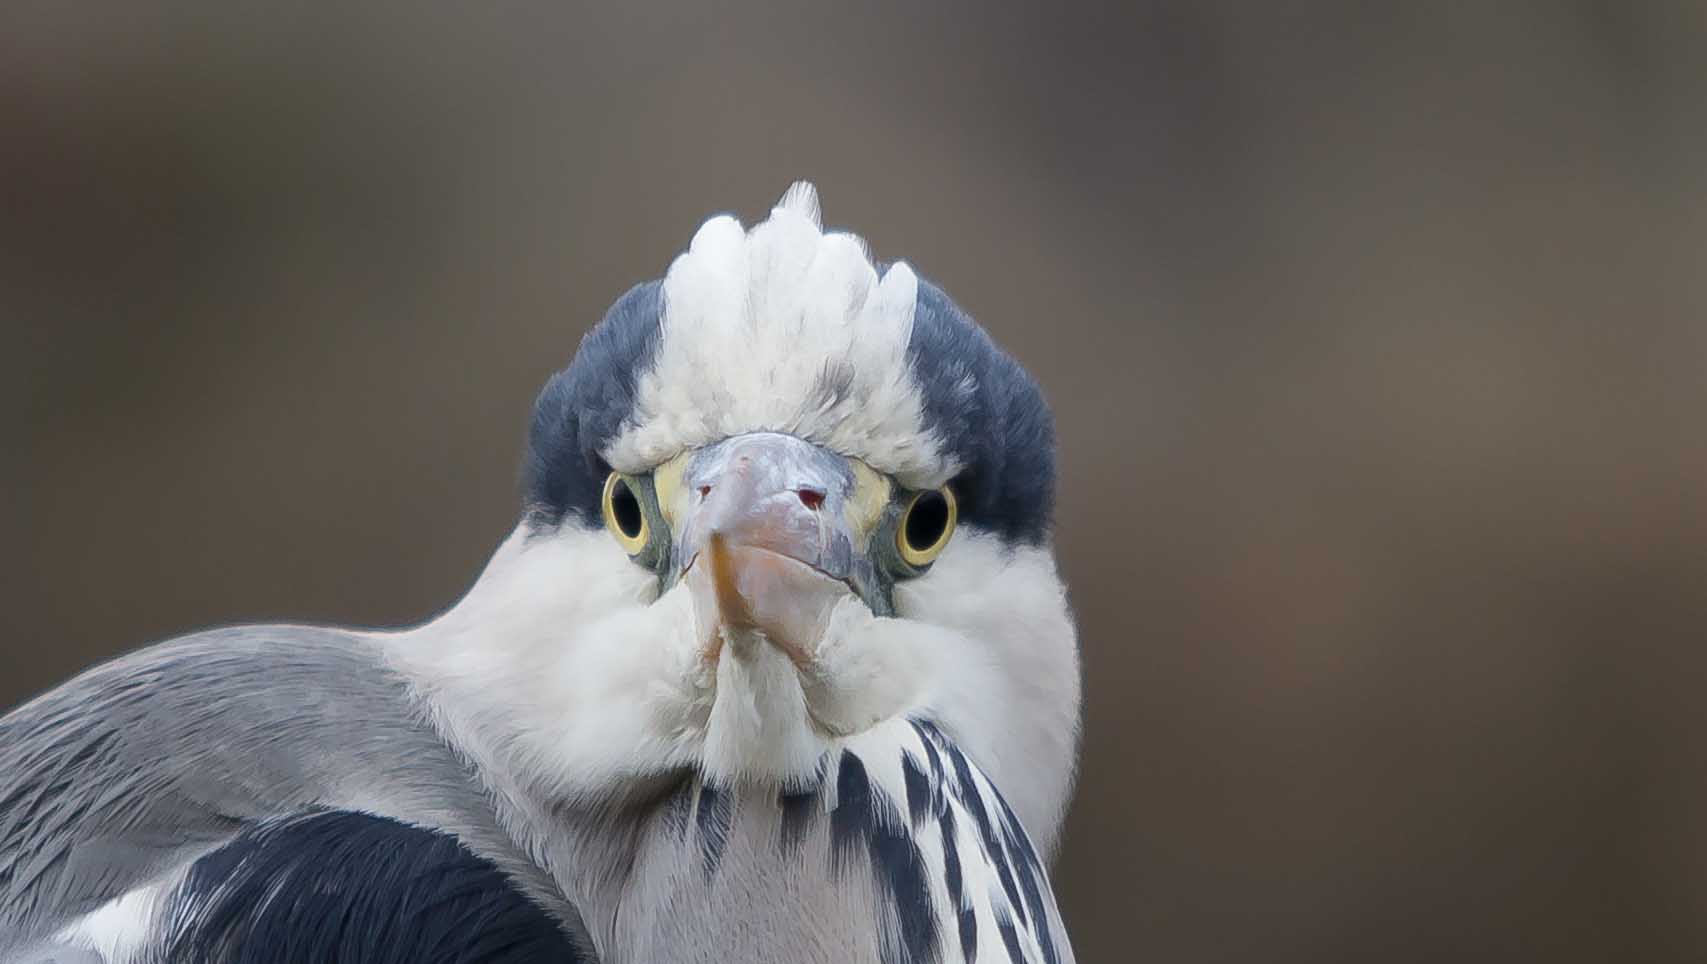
898, 486, 957, 567
602, 473, 649, 554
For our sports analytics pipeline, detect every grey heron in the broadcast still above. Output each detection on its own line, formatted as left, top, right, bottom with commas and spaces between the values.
1, 184, 1081, 964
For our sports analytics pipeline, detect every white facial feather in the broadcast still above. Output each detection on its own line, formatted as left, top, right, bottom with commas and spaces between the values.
809, 531, 1081, 855
386, 526, 713, 809
896, 533, 1081, 855
605, 182, 959, 491
390, 520, 1079, 857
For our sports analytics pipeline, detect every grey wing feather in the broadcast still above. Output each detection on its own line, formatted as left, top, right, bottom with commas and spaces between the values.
0, 626, 573, 955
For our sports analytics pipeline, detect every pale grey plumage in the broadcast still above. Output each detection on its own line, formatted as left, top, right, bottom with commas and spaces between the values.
0, 627, 577, 958
0, 629, 1056, 964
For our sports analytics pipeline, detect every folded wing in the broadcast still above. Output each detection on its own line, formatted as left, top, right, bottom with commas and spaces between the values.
0, 626, 578, 958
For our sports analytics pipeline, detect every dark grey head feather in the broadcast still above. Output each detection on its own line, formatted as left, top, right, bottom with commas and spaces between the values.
905, 279, 1055, 544
525, 281, 664, 530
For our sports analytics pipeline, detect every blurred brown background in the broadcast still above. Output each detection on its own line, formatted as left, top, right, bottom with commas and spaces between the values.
3, 3, 1704, 961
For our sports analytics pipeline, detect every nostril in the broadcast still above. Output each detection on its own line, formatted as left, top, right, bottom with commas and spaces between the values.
796, 489, 825, 511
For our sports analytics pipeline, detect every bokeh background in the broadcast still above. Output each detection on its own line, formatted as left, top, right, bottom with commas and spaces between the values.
4, 3, 1704, 961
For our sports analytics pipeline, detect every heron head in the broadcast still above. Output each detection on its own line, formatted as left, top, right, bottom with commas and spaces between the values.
430, 184, 1079, 851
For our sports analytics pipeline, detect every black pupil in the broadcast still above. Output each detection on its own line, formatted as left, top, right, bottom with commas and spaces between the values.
610, 480, 644, 538
905, 490, 950, 551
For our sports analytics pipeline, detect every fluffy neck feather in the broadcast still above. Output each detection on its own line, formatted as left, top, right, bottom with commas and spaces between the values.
381, 521, 1078, 961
